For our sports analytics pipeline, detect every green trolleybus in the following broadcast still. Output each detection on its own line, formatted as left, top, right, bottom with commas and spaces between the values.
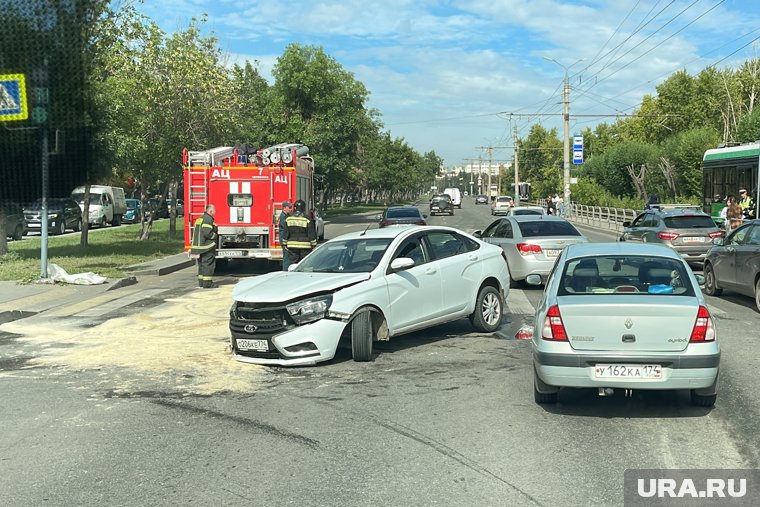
702, 142, 760, 226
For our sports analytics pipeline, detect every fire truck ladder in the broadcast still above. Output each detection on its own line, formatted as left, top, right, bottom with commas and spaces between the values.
187, 166, 209, 217
186, 146, 235, 167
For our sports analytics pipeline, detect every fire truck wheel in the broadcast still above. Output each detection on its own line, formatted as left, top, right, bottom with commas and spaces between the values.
350, 309, 373, 362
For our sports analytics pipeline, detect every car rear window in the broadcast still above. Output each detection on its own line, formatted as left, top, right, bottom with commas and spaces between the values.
518, 220, 581, 237
387, 208, 421, 218
496, 197, 511, 203
663, 215, 716, 228
513, 210, 542, 215
557, 255, 695, 296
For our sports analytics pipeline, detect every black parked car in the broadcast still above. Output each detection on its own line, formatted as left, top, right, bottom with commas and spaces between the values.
430, 195, 454, 216
1, 201, 28, 241
378, 206, 427, 227
147, 198, 170, 219
23, 197, 83, 235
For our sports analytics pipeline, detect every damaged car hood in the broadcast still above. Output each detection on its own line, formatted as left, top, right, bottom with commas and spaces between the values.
232, 272, 371, 303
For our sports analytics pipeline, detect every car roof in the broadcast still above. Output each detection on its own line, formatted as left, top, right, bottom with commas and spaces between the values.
565, 242, 681, 259
509, 214, 567, 223
332, 225, 463, 241
649, 206, 707, 217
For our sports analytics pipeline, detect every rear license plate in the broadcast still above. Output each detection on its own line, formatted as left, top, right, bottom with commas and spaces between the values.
219, 250, 244, 257
237, 339, 268, 352
594, 364, 662, 379
682, 237, 705, 243
545, 249, 561, 257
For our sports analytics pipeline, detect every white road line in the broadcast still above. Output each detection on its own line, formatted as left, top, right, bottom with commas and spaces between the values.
73, 289, 169, 317
507, 289, 535, 315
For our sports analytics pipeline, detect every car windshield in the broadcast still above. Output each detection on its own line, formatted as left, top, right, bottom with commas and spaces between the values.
663, 215, 716, 228
386, 208, 421, 219
295, 238, 392, 273
25, 199, 65, 211
71, 193, 101, 205
558, 255, 695, 296
518, 220, 581, 237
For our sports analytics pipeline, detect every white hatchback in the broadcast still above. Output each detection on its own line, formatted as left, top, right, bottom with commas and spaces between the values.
230, 226, 510, 366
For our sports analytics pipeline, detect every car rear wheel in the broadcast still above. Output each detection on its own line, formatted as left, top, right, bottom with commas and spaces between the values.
469, 285, 503, 332
534, 369, 558, 404
690, 390, 717, 407
11, 224, 23, 241
73, 219, 81, 232
351, 310, 373, 362
703, 263, 722, 296
55, 218, 65, 235
755, 278, 760, 313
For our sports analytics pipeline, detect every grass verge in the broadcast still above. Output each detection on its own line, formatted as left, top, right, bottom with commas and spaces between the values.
0, 220, 185, 282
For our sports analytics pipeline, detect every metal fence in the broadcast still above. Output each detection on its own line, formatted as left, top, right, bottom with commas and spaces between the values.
535, 199, 639, 235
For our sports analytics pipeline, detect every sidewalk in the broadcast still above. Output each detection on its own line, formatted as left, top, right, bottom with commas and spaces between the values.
0, 253, 193, 325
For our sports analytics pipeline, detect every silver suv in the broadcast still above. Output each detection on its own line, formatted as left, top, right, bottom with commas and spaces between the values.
620, 205, 722, 262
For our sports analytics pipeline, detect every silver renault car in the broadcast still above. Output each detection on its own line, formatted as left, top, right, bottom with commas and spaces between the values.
531, 242, 719, 406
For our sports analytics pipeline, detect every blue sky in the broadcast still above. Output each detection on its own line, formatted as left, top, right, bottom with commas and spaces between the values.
135, 0, 760, 167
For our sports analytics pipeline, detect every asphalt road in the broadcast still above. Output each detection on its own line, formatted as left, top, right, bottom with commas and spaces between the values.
1, 200, 759, 506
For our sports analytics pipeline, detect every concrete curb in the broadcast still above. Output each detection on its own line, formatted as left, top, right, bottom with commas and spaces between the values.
124, 252, 195, 276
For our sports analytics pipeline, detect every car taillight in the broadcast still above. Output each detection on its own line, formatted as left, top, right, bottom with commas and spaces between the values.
708, 230, 723, 239
381, 220, 391, 226
689, 305, 716, 342
658, 231, 679, 240
542, 305, 567, 341
516, 243, 542, 256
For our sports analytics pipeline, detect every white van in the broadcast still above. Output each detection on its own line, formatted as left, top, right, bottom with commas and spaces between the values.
71, 185, 128, 227
443, 187, 462, 208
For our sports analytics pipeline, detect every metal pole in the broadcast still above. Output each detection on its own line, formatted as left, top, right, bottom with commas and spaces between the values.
513, 127, 520, 206
563, 74, 571, 215
487, 146, 493, 199
40, 126, 49, 278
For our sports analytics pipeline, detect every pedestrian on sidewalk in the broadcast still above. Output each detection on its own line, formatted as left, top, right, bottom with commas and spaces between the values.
190, 204, 218, 288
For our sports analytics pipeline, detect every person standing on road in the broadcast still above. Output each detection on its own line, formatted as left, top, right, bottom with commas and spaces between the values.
739, 188, 756, 219
279, 201, 294, 271
281, 200, 317, 267
724, 195, 743, 230
189, 204, 218, 288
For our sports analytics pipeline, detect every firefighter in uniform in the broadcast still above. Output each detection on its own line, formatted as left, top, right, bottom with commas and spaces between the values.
282, 200, 317, 266
190, 204, 218, 288
279, 201, 294, 271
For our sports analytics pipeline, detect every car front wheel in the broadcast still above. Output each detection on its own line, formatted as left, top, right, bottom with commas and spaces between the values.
55, 218, 65, 235
350, 310, 373, 362
755, 278, 760, 313
703, 263, 722, 296
469, 285, 503, 332
11, 224, 23, 241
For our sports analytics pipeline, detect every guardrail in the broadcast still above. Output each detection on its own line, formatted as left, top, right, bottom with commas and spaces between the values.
535, 199, 639, 235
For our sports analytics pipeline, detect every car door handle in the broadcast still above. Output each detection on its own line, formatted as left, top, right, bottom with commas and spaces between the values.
727, 246, 735, 253
424, 267, 437, 275
468, 254, 478, 261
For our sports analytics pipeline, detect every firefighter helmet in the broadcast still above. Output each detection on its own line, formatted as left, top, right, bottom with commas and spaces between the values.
293, 200, 306, 213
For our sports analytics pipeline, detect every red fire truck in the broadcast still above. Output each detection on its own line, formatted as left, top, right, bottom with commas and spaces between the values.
182, 143, 322, 264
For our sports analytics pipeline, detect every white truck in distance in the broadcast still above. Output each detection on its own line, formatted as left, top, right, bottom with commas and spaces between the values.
71, 185, 127, 227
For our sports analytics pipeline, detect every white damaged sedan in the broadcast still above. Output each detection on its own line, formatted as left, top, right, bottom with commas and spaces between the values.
230, 226, 510, 366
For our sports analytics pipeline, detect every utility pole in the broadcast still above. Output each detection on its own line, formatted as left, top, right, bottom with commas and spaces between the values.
478, 154, 482, 195
487, 146, 493, 198
513, 127, 520, 206
562, 74, 571, 210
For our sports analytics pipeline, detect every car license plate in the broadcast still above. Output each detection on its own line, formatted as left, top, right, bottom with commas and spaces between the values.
432, 206, 439, 210
545, 249, 561, 257
219, 250, 244, 257
237, 339, 268, 352
594, 364, 662, 379
682, 237, 705, 243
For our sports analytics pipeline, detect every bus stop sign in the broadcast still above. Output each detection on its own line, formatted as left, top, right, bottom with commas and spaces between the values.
0, 74, 28, 121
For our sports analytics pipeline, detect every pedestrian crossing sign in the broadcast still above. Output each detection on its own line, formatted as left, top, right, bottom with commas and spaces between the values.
0, 74, 28, 121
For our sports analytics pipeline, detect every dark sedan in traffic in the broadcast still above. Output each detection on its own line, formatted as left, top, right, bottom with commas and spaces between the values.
703, 219, 760, 312
378, 206, 427, 227
23, 197, 82, 235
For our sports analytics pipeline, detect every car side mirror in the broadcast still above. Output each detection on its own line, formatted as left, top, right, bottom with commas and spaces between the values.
422, 213, 428, 218
472, 230, 482, 238
712, 237, 724, 246
695, 274, 705, 286
287, 263, 298, 272
390, 257, 415, 271
525, 274, 543, 286
375, 214, 383, 221
622, 221, 631, 227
